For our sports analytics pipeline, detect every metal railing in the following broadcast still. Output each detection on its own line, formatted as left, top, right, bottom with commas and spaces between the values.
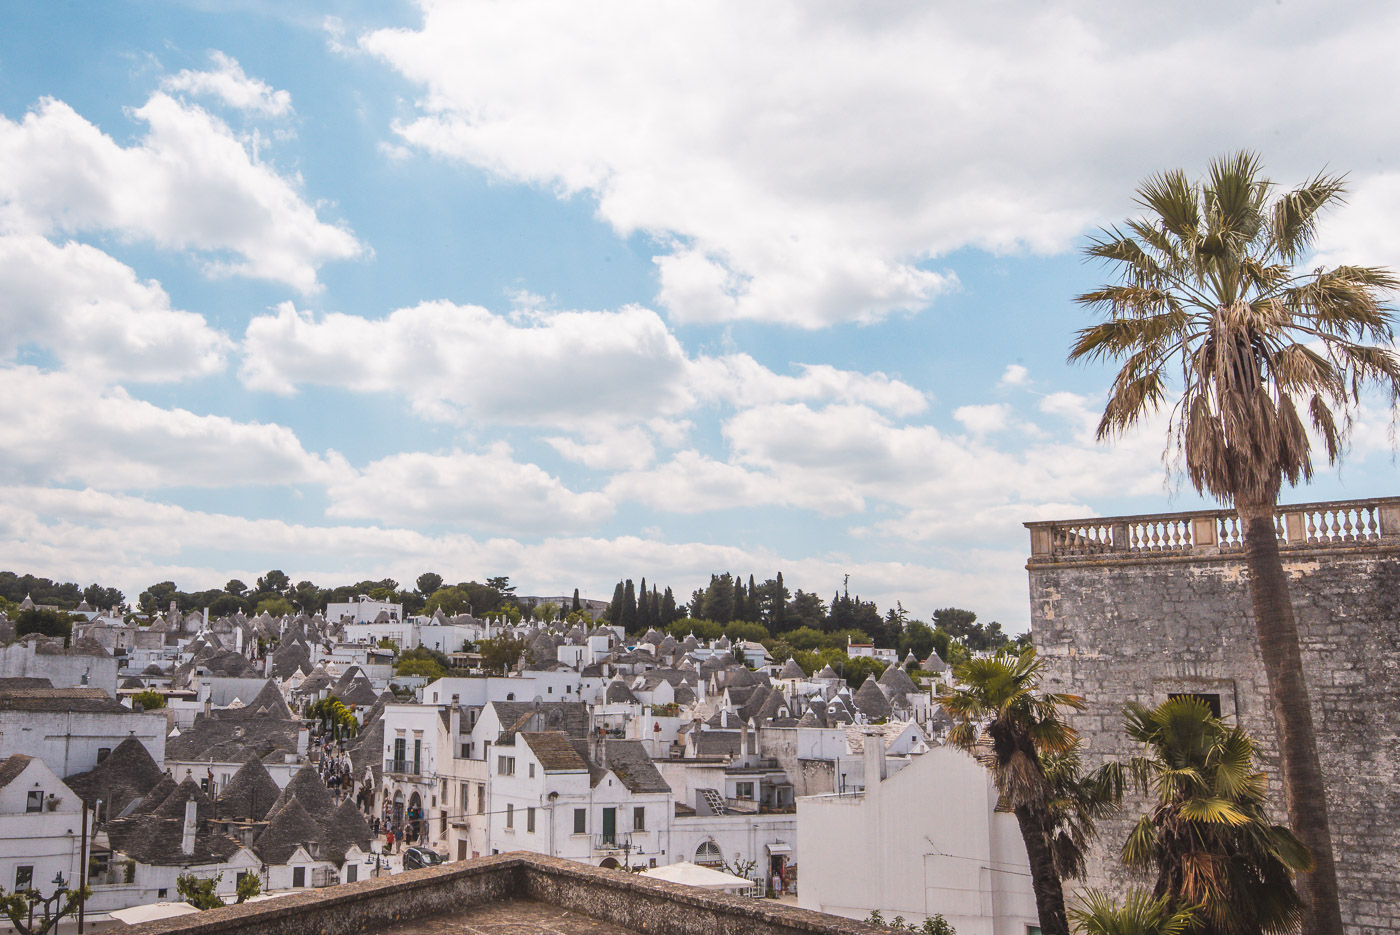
593, 832, 632, 850
1027, 497, 1400, 562
384, 758, 421, 776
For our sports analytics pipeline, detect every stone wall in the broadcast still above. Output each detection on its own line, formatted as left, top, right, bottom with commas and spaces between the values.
1029, 527, 1400, 935
121, 852, 883, 935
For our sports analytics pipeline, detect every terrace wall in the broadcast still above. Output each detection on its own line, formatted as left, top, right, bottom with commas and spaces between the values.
1027, 497, 1400, 935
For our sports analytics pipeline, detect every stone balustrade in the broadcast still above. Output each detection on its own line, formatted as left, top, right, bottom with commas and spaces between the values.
1026, 496, 1400, 563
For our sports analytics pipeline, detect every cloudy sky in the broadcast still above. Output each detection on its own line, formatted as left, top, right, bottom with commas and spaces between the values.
2, 1, 1397, 627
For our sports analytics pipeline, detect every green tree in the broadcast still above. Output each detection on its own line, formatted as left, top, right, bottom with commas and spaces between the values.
1115, 697, 1310, 935
1069, 154, 1398, 933
235, 873, 261, 903
1069, 889, 1197, 935
395, 658, 446, 679
621, 579, 638, 632
255, 570, 291, 595
843, 656, 886, 688
572, 588, 582, 614
138, 580, 179, 615
939, 647, 1091, 935
131, 689, 166, 710
0, 884, 91, 935
14, 608, 77, 644
416, 572, 443, 595
224, 579, 247, 596
424, 587, 471, 616
176, 872, 224, 910
607, 581, 625, 626
478, 637, 526, 674
899, 620, 937, 661
254, 596, 293, 617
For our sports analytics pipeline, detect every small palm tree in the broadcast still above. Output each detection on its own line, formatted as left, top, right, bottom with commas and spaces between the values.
1070, 888, 1198, 935
1116, 697, 1311, 935
940, 647, 1115, 935
1071, 151, 1400, 935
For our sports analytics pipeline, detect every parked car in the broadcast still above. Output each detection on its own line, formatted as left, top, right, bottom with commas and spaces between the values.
403, 846, 446, 871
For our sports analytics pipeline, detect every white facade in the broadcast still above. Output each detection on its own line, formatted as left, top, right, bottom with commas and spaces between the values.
0, 704, 166, 778
326, 597, 404, 625
421, 672, 583, 707
0, 758, 84, 900
0, 642, 119, 695
487, 734, 674, 869
797, 742, 1037, 935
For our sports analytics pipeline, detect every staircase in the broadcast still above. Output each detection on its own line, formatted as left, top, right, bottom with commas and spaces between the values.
699, 788, 727, 816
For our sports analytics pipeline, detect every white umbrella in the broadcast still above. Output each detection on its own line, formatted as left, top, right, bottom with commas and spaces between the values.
641, 861, 753, 892
109, 902, 201, 925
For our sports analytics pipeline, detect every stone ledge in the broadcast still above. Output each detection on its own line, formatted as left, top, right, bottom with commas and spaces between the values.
121, 852, 883, 935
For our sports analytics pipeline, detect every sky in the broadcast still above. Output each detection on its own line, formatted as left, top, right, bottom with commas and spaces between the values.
1, 1, 1398, 629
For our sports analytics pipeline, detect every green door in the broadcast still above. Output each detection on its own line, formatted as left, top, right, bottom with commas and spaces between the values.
602, 807, 616, 844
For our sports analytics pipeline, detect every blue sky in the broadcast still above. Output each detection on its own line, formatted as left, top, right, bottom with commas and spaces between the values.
2, 1, 1397, 628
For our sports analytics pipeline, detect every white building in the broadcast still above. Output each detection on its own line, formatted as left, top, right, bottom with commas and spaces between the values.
488, 732, 674, 870
326, 596, 405, 625
0, 756, 84, 902
797, 740, 1036, 935
0, 687, 166, 778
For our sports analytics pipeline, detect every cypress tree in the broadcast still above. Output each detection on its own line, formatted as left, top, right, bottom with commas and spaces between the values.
608, 581, 625, 625
572, 588, 581, 614
621, 579, 638, 633
661, 587, 677, 624
638, 577, 651, 630
733, 575, 747, 622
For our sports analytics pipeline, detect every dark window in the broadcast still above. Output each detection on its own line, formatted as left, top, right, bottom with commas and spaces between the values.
527, 807, 535, 833
293, 866, 306, 888
157, 888, 167, 899
573, 808, 586, 834
26, 791, 44, 813
1169, 692, 1223, 719
15, 866, 32, 890
96, 747, 111, 763
346, 863, 357, 883
506, 804, 514, 829
633, 806, 645, 831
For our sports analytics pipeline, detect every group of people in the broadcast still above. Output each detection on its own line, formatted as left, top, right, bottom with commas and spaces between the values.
316, 742, 356, 801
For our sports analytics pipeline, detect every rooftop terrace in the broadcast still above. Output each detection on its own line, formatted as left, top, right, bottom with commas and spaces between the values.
1026, 495, 1400, 565
122, 852, 879, 935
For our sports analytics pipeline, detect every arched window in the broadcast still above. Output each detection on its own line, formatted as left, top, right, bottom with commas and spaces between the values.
695, 840, 723, 868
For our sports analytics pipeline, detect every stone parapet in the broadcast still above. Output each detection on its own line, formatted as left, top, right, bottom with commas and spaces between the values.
120, 852, 882, 935
1026, 496, 1400, 565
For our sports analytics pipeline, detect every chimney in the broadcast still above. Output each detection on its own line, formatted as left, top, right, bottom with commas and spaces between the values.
203, 697, 212, 717
863, 729, 885, 797
296, 727, 309, 756
739, 723, 749, 760
450, 696, 462, 743
181, 798, 198, 855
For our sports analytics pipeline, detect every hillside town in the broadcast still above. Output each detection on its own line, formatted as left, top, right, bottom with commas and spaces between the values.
0, 576, 1034, 932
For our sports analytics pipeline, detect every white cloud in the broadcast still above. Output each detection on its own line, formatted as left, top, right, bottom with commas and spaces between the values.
0, 235, 230, 381
953, 403, 1011, 435
545, 426, 657, 471
606, 450, 862, 515
359, 2, 1400, 327
998, 364, 1030, 388
0, 368, 343, 490
239, 300, 928, 427
0, 485, 1039, 626
162, 51, 294, 117
325, 443, 612, 533
0, 93, 361, 292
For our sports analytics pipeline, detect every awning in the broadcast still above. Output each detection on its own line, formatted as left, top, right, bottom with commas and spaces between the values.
765, 843, 792, 855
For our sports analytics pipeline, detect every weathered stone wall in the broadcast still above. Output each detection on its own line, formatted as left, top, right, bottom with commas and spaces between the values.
122, 852, 883, 935
1030, 543, 1400, 935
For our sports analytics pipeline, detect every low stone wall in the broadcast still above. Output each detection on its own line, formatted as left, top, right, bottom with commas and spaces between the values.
120, 855, 519, 935
121, 852, 883, 935
517, 853, 876, 935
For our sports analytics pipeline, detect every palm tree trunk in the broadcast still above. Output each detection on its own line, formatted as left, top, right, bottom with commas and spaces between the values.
1012, 804, 1069, 935
1238, 500, 1343, 935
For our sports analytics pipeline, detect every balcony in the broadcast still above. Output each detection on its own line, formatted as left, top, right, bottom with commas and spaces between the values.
1026, 496, 1400, 564
592, 832, 632, 851
384, 758, 421, 776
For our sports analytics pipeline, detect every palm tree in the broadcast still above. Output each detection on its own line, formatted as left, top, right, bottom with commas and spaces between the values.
1115, 697, 1311, 935
1070, 888, 1198, 935
940, 647, 1117, 935
1070, 151, 1400, 935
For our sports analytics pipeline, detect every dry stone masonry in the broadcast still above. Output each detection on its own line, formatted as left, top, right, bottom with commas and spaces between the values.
1027, 497, 1400, 935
